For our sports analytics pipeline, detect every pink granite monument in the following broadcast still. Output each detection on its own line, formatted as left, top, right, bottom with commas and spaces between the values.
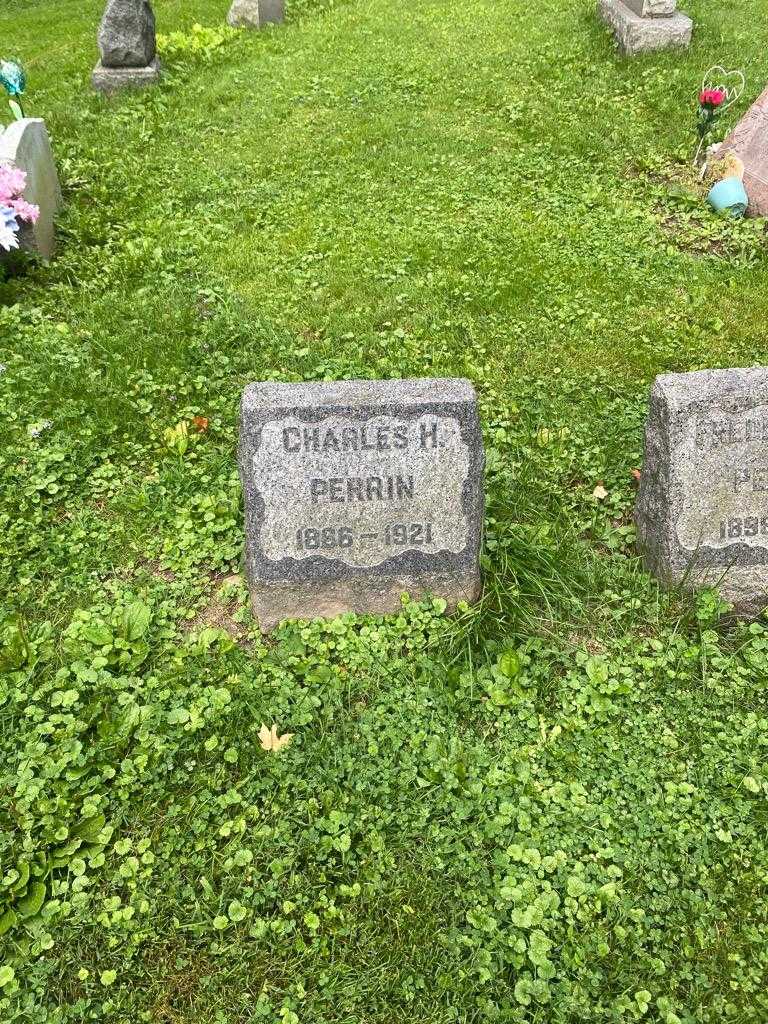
717, 86, 768, 219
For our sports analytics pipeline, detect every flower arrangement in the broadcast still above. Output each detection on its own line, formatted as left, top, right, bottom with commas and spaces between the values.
0, 59, 26, 120
0, 58, 38, 255
694, 87, 726, 166
0, 165, 39, 252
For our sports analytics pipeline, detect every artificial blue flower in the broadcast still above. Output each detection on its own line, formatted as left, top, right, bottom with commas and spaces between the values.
0, 60, 26, 97
0, 204, 19, 230
0, 203, 19, 252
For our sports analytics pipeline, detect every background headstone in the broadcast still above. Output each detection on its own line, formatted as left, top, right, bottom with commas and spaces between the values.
636, 368, 768, 616
239, 378, 484, 631
597, 0, 692, 56
714, 86, 768, 219
227, 0, 285, 29
623, 0, 676, 16
92, 0, 161, 93
0, 118, 61, 260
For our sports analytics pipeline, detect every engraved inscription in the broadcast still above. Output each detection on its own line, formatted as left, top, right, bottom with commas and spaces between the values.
677, 404, 768, 550
718, 516, 768, 540
251, 414, 471, 568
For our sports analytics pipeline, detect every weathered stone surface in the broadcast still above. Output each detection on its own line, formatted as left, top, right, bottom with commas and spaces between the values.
239, 378, 484, 631
636, 368, 768, 617
97, 0, 156, 68
597, 0, 692, 55
715, 86, 768, 219
92, 57, 161, 94
0, 118, 61, 260
227, 0, 285, 29
623, 0, 677, 17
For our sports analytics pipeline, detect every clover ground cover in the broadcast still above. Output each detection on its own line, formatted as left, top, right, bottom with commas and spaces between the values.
1, 0, 767, 1021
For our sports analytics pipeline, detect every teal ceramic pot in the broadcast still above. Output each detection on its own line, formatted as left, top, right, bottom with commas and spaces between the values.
707, 177, 748, 218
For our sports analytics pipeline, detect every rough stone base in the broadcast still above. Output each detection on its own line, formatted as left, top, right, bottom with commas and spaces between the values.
227, 0, 285, 29
597, 0, 692, 55
250, 569, 482, 633
92, 57, 161, 94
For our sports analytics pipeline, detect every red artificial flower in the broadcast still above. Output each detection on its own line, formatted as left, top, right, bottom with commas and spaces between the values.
699, 88, 726, 109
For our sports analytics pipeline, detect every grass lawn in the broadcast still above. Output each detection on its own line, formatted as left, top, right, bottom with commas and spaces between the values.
1, 0, 768, 1021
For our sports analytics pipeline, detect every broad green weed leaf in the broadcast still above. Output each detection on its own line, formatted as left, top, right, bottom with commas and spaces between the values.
16, 880, 46, 918
121, 601, 151, 641
0, 618, 29, 671
10, 861, 30, 893
498, 650, 521, 678
0, 909, 17, 937
72, 813, 106, 842
82, 621, 113, 646
585, 657, 609, 686
488, 687, 515, 707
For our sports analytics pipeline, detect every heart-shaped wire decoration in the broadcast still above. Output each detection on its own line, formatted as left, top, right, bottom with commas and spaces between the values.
701, 65, 746, 111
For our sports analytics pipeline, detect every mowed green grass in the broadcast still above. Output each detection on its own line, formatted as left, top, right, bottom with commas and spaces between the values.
1, 1, 768, 1022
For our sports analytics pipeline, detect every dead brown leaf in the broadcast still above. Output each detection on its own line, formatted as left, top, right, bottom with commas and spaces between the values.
258, 724, 294, 753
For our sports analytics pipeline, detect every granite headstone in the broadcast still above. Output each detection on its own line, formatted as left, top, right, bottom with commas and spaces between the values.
92, 0, 161, 93
227, 0, 285, 29
623, 0, 676, 16
714, 85, 768, 219
0, 118, 61, 261
239, 378, 484, 631
636, 368, 768, 616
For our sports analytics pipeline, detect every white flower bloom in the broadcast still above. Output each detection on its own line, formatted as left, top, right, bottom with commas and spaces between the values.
28, 419, 53, 437
0, 222, 19, 252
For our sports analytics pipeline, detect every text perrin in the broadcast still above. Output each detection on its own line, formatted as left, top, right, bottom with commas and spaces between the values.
310, 474, 415, 504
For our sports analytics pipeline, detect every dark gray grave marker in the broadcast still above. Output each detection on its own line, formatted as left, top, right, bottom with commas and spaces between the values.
92, 0, 161, 94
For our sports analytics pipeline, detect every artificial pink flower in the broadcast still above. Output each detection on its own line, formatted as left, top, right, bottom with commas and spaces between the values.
0, 165, 27, 202
9, 196, 39, 223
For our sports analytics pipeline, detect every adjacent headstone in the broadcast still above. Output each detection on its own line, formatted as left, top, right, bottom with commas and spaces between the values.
227, 0, 285, 29
0, 118, 61, 260
92, 0, 161, 94
597, 0, 692, 56
712, 86, 768, 219
238, 378, 484, 631
636, 368, 768, 616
